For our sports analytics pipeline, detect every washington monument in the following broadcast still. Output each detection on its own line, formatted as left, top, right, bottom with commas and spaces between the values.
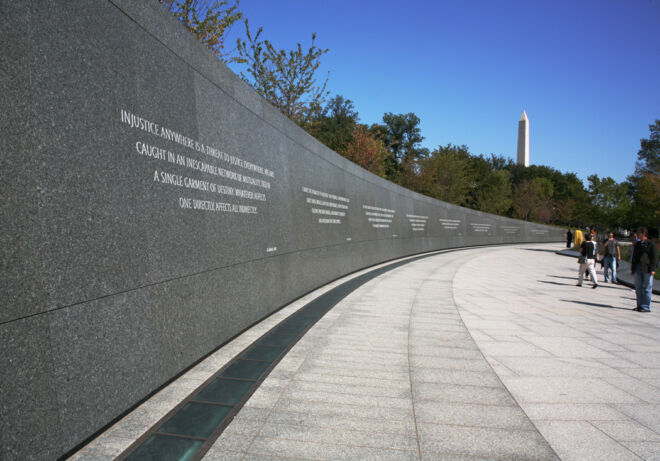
517, 110, 529, 166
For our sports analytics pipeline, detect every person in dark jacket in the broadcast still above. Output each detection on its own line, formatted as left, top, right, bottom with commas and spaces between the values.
631, 227, 658, 312
577, 232, 599, 288
566, 229, 573, 248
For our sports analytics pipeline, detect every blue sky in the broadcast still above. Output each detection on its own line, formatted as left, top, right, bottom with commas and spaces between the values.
225, 0, 659, 184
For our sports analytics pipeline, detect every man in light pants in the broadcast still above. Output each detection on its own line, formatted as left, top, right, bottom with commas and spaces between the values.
577, 232, 599, 288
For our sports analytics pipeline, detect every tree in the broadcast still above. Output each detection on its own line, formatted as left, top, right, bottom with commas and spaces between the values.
235, 21, 329, 124
473, 170, 512, 215
375, 113, 429, 181
341, 125, 389, 177
512, 178, 553, 222
587, 175, 631, 230
633, 173, 660, 232
555, 198, 579, 227
381, 112, 429, 165
512, 180, 536, 221
419, 144, 472, 206
485, 154, 510, 171
628, 120, 660, 234
466, 154, 496, 209
635, 120, 660, 176
530, 177, 554, 223
304, 95, 358, 153
162, 0, 242, 60
551, 171, 589, 206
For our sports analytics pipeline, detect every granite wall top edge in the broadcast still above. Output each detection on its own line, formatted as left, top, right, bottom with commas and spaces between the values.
106, 0, 559, 233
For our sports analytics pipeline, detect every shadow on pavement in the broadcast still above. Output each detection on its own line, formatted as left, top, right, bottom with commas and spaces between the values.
547, 275, 631, 291
549, 275, 577, 281
541, 279, 621, 289
560, 299, 633, 311
539, 280, 573, 287
523, 248, 561, 253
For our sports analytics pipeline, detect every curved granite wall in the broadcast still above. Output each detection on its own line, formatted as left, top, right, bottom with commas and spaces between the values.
0, 1, 563, 459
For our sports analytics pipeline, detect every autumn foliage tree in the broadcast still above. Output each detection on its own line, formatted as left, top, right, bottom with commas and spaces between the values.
341, 125, 389, 177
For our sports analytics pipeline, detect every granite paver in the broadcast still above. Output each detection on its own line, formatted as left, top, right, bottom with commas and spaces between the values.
455, 243, 659, 460
207, 248, 558, 460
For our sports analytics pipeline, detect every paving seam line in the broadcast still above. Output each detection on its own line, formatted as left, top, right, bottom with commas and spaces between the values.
451, 246, 562, 460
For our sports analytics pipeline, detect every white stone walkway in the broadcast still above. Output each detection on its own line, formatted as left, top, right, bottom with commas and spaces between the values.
203, 247, 557, 460
455, 244, 660, 461
72, 243, 660, 460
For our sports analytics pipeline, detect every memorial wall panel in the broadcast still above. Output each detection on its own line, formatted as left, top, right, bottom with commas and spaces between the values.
0, 1, 563, 459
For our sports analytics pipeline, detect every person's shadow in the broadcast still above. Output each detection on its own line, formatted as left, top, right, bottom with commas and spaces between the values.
538, 280, 572, 287
549, 275, 577, 281
560, 299, 632, 311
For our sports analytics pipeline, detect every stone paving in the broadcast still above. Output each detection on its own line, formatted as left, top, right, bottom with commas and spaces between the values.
455, 245, 660, 461
72, 243, 659, 460
204, 248, 556, 460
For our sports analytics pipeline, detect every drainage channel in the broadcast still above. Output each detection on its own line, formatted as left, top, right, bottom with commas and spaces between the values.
116, 249, 454, 461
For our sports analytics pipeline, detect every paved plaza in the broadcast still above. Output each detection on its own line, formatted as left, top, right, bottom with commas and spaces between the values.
73, 243, 659, 460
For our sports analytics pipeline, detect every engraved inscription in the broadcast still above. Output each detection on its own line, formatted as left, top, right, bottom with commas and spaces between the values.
363, 204, 395, 229
407, 214, 428, 232
302, 186, 350, 224
439, 218, 461, 230
470, 223, 492, 233
501, 226, 521, 235
119, 109, 274, 215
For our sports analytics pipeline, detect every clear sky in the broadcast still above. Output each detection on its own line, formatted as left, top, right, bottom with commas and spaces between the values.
225, 0, 659, 184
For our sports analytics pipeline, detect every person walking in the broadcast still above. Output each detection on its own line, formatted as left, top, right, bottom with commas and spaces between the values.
577, 232, 599, 289
574, 229, 584, 246
631, 227, 658, 312
603, 232, 621, 283
585, 229, 598, 280
566, 229, 573, 248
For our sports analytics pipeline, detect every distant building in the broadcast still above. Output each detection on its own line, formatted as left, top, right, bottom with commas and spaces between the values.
517, 111, 529, 167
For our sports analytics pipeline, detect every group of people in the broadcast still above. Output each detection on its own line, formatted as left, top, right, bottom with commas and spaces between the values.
567, 227, 657, 312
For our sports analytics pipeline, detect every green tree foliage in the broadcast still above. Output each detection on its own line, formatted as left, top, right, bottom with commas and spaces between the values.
473, 170, 512, 215
635, 120, 660, 176
304, 95, 358, 152
235, 21, 329, 125
555, 198, 579, 227
530, 178, 554, 223
512, 178, 553, 223
629, 121, 660, 233
161, 0, 242, 60
633, 173, 660, 232
587, 175, 632, 230
419, 145, 472, 206
375, 113, 430, 181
